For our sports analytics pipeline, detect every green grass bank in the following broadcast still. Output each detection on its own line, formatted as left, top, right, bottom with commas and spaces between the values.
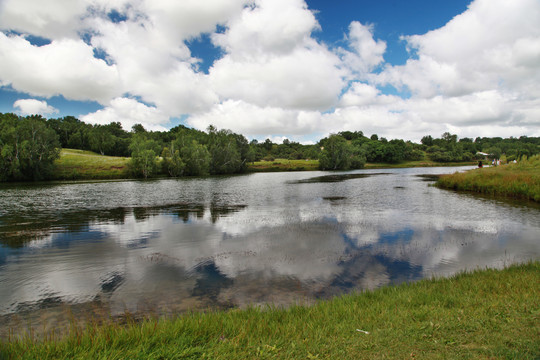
436, 155, 540, 202
248, 159, 476, 172
2, 262, 538, 359
52, 149, 130, 180
51, 150, 477, 181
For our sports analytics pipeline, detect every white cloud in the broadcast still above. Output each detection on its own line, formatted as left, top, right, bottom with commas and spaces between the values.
0, 0, 539, 140
80, 97, 169, 132
13, 99, 59, 116
0, 33, 120, 103
0, 0, 88, 39
339, 22, 386, 75
212, 0, 318, 57
210, 43, 344, 111
207, 0, 343, 112
377, 0, 540, 99
187, 100, 322, 139
140, 0, 250, 42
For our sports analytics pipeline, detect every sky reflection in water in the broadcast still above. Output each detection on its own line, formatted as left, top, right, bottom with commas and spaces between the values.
0, 167, 539, 337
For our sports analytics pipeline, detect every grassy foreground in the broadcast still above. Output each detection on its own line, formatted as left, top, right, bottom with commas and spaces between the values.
436, 155, 540, 202
2, 262, 538, 359
52, 149, 130, 180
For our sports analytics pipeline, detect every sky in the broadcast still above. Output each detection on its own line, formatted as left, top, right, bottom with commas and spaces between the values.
0, 0, 539, 144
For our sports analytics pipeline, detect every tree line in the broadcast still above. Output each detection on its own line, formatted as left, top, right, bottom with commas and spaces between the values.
1, 112, 539, 181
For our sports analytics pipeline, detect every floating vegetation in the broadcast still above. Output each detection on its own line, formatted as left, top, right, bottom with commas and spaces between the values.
415, 174, 441, 182
288, 173, 389, 184
322, 196, 347, 202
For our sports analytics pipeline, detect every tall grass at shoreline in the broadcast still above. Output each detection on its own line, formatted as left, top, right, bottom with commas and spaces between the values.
436, 155, 540, 202
2, 262, 538, 359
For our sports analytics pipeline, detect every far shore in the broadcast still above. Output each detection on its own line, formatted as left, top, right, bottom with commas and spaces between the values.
42, 148, 477, 182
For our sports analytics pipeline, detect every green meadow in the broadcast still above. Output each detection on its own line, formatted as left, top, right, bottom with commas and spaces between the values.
248, 159, 320, 172
1, 262, 538, 359
52, 150, 479, 182
248, 158, 476, 172
436, 155, 540, 202
52, 149, 130, 180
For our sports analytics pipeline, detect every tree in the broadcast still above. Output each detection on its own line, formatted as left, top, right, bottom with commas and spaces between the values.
88, 125, 116, 155
181, 140, 211, 176
0, 114, 60, 181
319, 134, 352, 170
207, 126, 241, 174
128, 135, 160, 179
161, 143, 185, 177
421, 135, 433, 147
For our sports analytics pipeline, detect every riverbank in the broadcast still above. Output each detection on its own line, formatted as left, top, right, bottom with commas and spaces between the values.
52, 149, 130, 180
50, 149, 476, 181
1, 262, 538, 359
436, 155, 540, 202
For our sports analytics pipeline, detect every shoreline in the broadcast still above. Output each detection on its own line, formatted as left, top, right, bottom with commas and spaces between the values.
435, 155, 540, 202
2, 261, 538, 359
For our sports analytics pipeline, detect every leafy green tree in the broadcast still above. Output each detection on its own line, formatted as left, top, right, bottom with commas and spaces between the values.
161, 143, 185, 177
319, 134, 352, 170
89, 125, 116, 155
0, 114, 60, 181
421, 135, 434, 147
207, 126, 249, 174
129, 135, 160, 179
181, 140, 211, 176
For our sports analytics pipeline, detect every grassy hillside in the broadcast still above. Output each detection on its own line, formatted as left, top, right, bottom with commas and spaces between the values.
436, 155, 540, 202
52, 149, 130, 180
1, 262, 538, 359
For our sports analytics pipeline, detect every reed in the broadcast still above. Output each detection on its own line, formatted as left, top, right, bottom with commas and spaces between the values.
2, 262, 538, 359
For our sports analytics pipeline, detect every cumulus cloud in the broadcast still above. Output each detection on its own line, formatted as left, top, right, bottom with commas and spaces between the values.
377, 0, 540, 99
209, 0, 344, 111
339, 22, 386, 76
0, 0, 88, 39
187, 100, 322, 139
0, 33, 120, 103
80, 97, 169, 132
0, 0, 539, 140
13, 99, 59, 116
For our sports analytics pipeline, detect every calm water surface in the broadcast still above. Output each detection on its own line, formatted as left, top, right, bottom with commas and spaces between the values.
1, 167, 539, 337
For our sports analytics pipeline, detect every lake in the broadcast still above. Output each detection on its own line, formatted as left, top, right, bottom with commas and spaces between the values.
1, 166, 539, 338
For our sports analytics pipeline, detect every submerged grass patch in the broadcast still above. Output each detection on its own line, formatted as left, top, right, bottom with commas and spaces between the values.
436, 155, 540, 202
2, 262, 538, 359
53, 149, 130, 180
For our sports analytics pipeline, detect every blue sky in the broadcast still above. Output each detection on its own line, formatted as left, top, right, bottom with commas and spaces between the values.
0, 0, 538, 143
308, 0, 470, 65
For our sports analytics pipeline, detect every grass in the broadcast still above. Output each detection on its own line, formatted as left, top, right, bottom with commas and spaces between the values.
364, 160, 476, 169
247, 159, 476, 172
1, 262, 538, 359
436, 155, 540, 202
51, 151, 476, 181
248, 159, 320, 172
52, 149, 130, 180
